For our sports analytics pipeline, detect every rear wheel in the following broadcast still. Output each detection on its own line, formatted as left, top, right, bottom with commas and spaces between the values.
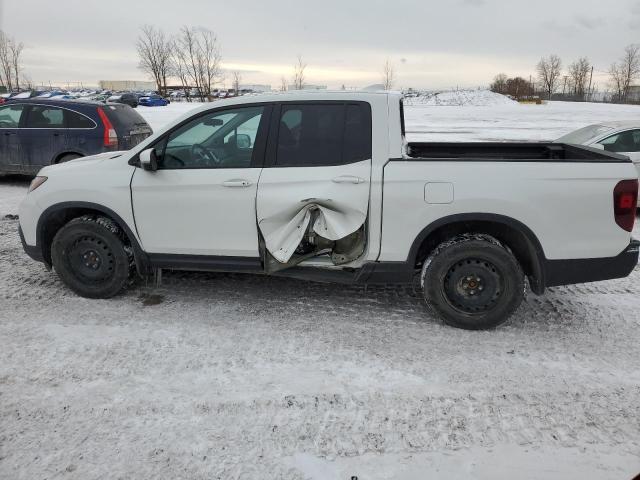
421, 235, 525, 330
51, 216, 132, 298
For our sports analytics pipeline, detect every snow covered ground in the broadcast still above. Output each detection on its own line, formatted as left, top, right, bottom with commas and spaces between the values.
1, 99, 640, 479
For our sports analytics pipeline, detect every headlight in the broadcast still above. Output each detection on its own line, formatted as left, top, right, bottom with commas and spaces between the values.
28, 176, 48, 193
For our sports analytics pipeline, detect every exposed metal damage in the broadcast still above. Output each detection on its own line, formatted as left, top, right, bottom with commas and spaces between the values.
258, 199, 368, 273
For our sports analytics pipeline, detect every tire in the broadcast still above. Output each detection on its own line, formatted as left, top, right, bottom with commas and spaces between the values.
51, 215, 132, 299
421, 234, 525, 330
56, 153, 82, 163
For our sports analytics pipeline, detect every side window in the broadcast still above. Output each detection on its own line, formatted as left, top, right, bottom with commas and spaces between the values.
157, 106, 265, 169
65, 109, 95, 128
0, 104, 25, 128
276, 104, 344, 166
275, 103, 371, 167
25, 105, 65, 128
599, 130, 640, 153
344, 103, 372, 162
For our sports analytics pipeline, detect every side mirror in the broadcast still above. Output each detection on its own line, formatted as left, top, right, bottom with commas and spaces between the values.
235, 134, 251, 149
139, 148, 158, 171
591, 143, 605, 151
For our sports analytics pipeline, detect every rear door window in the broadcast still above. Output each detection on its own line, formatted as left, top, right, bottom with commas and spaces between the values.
65, 109, 96, 128
275, 102, 371, 167
25, 105, 65, 128
0, 104, 25, 127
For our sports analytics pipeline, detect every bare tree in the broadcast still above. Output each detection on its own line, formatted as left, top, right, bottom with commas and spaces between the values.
173, 26, 223, 101
169, 38, 192, 101
8, 38, 23, 91
609, 44, 640, 102
382, 58, 395, 90
199, 28, 223, 98
490, 73, 508, 94
232, 71, 241, 93
537, 54, 562, 100
0, 31, 13, 91
0, 30, 23, 91
136, 25, 173, 95
292, 55, 306, 90
280, 76, 287, 91
568, 57, 591, 97
609, 62, 625, 101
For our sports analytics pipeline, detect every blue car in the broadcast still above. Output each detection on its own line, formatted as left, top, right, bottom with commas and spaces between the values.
138, 94, 169, 107
0, 99, 153, 175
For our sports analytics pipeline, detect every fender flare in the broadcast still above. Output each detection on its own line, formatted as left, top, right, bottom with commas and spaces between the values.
36, 201, 149, 273
406, 213, 547, 294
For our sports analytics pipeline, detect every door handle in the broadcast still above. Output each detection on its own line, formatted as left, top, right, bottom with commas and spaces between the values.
222, 179, 253, 188
331, 175, 366, 184
53, 132, 62, 137
3, 132, 15, 136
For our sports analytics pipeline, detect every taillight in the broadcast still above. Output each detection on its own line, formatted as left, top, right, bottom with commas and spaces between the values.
613, 179, 638, 232
97, 107, 118, 148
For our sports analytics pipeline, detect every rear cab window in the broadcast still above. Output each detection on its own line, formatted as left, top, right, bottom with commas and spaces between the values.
274, 102, 371, 167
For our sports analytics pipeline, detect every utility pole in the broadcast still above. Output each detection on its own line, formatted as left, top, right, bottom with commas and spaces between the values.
587, 65, 594, 102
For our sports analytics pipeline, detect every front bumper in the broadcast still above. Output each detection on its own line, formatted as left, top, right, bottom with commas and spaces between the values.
18, 225, 44, 263
544, 239, 639, 288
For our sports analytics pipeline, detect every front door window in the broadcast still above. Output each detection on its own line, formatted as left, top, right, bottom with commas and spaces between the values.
156, 106, 265, 169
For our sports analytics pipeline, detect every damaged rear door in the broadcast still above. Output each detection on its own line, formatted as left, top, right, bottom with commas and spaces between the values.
256, 101, 372, 271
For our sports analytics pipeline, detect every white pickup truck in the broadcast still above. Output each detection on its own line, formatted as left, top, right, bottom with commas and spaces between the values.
18, 91, 639, 329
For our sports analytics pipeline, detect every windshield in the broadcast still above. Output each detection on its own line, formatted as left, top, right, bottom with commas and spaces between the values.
556, 124, 614, 144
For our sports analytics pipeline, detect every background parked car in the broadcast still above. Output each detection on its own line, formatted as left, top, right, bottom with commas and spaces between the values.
0, 99, 153, 175
556, 122, 640, 206
138, 94, 169, 107
107, 92, 138, 108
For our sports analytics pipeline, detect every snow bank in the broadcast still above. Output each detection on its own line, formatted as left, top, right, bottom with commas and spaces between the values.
405, 89, 517, 107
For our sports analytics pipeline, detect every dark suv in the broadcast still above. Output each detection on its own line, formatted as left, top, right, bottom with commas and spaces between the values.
0, 99, 152, 175
107, 93, 139, 108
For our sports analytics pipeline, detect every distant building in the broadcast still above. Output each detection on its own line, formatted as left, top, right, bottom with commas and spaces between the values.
239, 84, 272, 92
287, 84, 327, 91
99, 80, 156, 91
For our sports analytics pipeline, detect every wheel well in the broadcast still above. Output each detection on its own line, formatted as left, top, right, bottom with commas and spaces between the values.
412, 219, 545, 293
53, 152, 83, 164
39, 208, 131, 266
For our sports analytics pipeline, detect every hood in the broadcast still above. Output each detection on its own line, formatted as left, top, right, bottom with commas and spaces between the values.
39, 151, 126, 175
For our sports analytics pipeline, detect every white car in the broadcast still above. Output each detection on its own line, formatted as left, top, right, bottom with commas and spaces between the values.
557, 122, 640, 205
18, 91, 639, 330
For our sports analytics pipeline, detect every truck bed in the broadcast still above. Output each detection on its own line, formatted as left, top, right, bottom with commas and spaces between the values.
406, 142, 630, 162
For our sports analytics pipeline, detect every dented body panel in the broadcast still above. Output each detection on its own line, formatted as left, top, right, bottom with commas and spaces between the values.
257, 160, 371, 263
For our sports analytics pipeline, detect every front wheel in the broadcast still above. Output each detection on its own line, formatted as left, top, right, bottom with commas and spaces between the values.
421, 235, 525, 330
51, 216, 132, 298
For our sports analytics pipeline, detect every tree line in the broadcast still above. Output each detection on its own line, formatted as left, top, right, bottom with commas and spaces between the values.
491, 44, 640, 103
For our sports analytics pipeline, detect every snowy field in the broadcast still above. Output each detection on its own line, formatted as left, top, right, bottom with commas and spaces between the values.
1, 99, 640, 479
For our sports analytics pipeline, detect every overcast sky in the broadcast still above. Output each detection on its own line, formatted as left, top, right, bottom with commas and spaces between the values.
1, 0, 639, 90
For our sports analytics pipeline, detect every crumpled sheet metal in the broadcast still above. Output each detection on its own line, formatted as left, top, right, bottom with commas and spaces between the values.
258, 198, 368, 263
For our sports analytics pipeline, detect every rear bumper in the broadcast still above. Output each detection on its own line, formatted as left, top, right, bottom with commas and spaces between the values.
544, 239, 639, 288
18, 225, 44, 263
